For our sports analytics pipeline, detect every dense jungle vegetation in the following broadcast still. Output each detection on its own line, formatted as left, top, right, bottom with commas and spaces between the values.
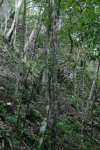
0, 0, 100, 149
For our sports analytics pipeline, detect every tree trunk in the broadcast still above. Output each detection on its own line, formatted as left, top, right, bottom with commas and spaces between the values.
47, 0, 60, 149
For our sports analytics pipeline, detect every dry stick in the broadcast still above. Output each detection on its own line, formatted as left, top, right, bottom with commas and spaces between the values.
83, 60, 100, 136
88, 60, 99, 134
87, 60, 99, 115
68, 16, 73, 54
80, 60, 99, 147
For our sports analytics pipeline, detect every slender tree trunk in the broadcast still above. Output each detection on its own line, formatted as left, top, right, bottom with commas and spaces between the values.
16, 0, 26, 128
6, 0, 23, 41
24, 8, 42, 60
47, 0, 60, 149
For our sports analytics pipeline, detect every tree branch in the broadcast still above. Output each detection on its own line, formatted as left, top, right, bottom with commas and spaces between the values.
0, 0, 3, 7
